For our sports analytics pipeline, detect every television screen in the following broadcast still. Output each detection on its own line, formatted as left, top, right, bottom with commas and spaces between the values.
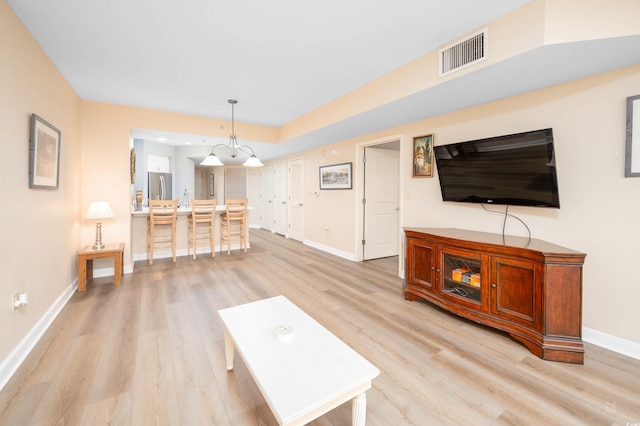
434, 128, 560, 208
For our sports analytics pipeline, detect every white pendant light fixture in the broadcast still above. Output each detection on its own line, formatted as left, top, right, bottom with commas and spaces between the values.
201, 99, 264, 167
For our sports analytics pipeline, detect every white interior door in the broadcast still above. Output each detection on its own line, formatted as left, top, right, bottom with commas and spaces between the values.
287, 158, 304, 241
260, 163, 274, 231
194, 168, 215, 200
273, 161, 287, 236
194, 168, 204, 200
225, 167, 247, 200
364, 147, 399, 260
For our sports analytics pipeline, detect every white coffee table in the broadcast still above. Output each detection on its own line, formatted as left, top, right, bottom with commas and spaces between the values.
218, 295, 380, 426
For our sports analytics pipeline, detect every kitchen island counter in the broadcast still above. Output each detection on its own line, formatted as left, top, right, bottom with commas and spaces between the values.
131, 204, 251, 261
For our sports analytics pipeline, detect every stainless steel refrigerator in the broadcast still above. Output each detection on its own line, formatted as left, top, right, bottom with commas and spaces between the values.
148, 172, 172, 201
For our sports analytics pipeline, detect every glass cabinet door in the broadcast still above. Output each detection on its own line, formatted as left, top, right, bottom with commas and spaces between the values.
441, 250, 482, 304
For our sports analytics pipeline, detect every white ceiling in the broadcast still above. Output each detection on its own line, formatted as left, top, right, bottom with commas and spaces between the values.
7, 0, 640, 162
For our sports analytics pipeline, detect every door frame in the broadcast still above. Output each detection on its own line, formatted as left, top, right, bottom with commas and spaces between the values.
287, 157, 305, 242
362, 144, 400, 261
260, 162, 274, 231
354, 134, 405, 277
273, 160, 288, 236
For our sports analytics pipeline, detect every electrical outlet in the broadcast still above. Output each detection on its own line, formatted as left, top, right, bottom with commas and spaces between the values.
12, 292, 28, 312
12, 293, 19, 312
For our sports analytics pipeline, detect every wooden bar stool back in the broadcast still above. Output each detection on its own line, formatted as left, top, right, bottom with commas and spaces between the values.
220, 198, 248, 255
147, 199, 178, 265
188, 199, 216, 259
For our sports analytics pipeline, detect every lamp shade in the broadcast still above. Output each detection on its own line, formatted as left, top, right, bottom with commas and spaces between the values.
201, 153, 224, 167
86, 201, 115, 220
242, 155, 264, 167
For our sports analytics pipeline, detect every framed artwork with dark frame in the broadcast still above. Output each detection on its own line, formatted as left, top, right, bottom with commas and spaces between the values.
625, 94, 640, 177
413, 134, 434, 177
319, 162, 352, 190
29, 114, 61, 189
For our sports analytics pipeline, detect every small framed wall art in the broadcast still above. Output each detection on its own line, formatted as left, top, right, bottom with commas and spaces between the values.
413, 134, 434, 177
29, 114, 61, 189
625, 94, 640, 177
130, 148, 136, 184
319, 162, 352, 190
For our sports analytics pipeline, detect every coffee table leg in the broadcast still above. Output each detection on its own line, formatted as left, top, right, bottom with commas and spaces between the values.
224, 329, 235, 371
352, 392, 367, 426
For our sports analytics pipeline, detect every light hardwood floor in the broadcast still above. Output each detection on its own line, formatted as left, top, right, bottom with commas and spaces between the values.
1, 229, 639, 425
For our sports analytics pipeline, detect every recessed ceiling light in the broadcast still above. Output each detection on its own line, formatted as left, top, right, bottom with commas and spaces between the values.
157, 137, 168, 142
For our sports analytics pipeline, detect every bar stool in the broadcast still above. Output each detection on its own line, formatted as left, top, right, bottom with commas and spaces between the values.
220, 198, 248, 255
147, 199, 178, 265
188, 199, 216, 259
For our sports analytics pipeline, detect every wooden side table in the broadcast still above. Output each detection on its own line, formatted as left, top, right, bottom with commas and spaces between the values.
77, 243, 125, 292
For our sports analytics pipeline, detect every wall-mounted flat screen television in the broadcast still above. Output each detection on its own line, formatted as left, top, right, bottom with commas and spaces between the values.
434, 128, 560, 208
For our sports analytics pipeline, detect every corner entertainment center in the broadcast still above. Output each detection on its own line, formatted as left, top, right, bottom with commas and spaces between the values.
404, 227, 586, 364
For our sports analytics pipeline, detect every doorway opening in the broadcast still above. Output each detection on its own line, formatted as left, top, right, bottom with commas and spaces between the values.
354, 135, 404, 276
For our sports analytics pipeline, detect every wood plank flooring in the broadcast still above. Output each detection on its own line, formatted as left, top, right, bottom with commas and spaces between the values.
1, 229, 639, 425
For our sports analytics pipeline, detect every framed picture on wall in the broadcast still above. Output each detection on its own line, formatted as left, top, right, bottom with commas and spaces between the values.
209, 174, 215, 196
130, 148, 136, 184
625, 94, 640, 177
320, 162, 352, 190
413, 134, 434, 177
29, 113, 61, 189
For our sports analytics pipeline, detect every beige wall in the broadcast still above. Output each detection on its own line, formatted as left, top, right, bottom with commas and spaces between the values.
0, 0, 82, 363
303, 144, 358, 254
544, 0, 640, 43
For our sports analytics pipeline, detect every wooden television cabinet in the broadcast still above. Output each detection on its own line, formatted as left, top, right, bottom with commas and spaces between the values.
404, 227, 586, 364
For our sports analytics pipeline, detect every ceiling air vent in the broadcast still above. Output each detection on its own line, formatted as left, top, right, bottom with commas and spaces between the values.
439, 28, 488, 77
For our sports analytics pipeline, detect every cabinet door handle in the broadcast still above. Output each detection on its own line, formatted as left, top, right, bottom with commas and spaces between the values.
430, 267, 435, 270
491, 283, 497, 288
436, 269, 441, 272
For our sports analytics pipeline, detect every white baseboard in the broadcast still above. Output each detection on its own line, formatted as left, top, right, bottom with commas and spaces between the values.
93, 265, 134, 277
132, 248, 191, 262
583, 327, 640, 360
132, 243, 250, 262
0, 279, 77, 391
303, 239, 355, 261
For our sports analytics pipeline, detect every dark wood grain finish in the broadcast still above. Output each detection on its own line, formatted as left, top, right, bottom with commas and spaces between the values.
404, 227, 586, 364
406, 238, 435, 290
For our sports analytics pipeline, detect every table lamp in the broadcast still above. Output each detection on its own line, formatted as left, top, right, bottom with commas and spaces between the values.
86, 201, 115, 250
